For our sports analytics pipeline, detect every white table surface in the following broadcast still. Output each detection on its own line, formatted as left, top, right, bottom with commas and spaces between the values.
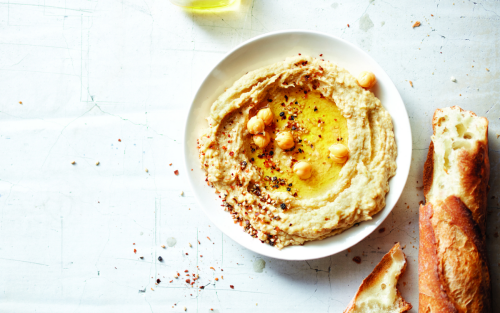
1, 1, 499, 312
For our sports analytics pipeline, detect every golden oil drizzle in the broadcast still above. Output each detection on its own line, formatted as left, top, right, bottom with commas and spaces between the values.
247, 88, 348, 199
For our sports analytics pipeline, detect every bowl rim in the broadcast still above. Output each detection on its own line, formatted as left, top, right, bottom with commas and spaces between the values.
183, 29, 412, 261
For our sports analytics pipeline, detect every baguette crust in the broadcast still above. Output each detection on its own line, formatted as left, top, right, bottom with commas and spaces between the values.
418, 203, 457, 313
419, 106, 491, 313
419, 198, 491, 312
456, 142, 489, 234
422, 141, 434, 198
344, 243, 412, 313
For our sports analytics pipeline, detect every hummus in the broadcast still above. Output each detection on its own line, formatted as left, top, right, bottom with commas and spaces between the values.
197, 55, 397, 249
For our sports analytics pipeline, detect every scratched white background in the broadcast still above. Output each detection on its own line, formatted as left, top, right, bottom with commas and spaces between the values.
1, 0, 499, 312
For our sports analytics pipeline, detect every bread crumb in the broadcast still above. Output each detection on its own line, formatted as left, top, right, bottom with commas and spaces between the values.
183, 306, 187, 311
180, 191, 184, 196
189, 242, 192, 247
450, 76, 457, 82
409, 81, 413, 87
486, 68, 489, 71
412, 21, 421, 28
96, 161, 100, 166
145, 168, 149, 173
71, 161, 76, 165
161, 245, 166, 248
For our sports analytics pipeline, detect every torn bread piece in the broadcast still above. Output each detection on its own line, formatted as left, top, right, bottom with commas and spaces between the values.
344, 243, 412, 313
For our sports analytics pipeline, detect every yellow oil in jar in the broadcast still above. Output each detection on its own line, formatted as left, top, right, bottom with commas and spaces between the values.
247, 88, 348, 199
170, 0, 236, 9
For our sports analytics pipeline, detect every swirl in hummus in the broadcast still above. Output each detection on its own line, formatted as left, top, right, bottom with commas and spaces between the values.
197, 55, 397, 249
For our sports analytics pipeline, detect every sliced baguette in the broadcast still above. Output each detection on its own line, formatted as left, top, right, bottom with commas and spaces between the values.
419, 106, 491, 312
344, 243, 412, 313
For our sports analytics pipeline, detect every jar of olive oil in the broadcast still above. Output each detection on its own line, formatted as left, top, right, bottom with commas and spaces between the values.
170, 0, 236, 9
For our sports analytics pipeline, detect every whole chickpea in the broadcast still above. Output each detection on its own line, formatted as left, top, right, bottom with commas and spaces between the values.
357, 71, 377, 89
293, 161, 312, 179
253, 132, 271, 149
247, 116, 265, 134
275, 131, 295, 150
257, 108, 274, 125
329, 144, 349, 164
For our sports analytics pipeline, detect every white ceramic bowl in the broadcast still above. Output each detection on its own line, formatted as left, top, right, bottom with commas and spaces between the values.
184, 30, 411, 260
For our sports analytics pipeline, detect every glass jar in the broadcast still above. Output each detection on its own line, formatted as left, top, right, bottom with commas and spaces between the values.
169, 0, 236, 9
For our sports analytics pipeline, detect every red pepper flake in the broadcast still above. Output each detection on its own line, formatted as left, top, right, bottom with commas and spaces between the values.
174, 170, 179, 175
157, 278, 161, 284
222, 146, 227, 150
320, 54, 323, 56
347, 24, 350, 27
229, 151, 234, 157
185, 253, 188, 255
215, 278, 219, 281
298, 53, 301, 55
118, 139, 121, 142
184, 270, 189, 272
134, 249, 137, 254
186, 279, 191, 283
210, 267, 215, 270
169, 163, 172, 166
379, 227, 386, 233
207, 236, 211, 241
230, 285, 234, 289
133, 243, 135, 245
200, 286, 205, 289
352, 256, 361, 264
200, 255, 203, 257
